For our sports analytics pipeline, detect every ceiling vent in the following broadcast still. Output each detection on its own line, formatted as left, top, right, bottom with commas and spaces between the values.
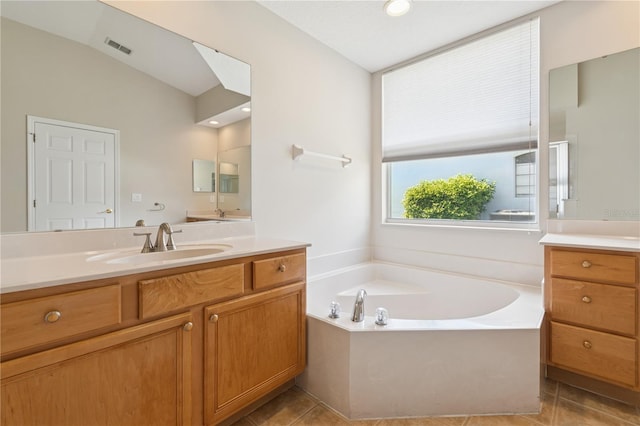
104, 37, 132, 55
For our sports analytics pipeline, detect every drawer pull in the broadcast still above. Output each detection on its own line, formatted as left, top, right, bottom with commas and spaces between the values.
183, 322, 193, 332
581, 260, 592, 268
44, 310, 62, 323
582, 340, 592, 349
278, 263, 287, 273
581, 296, 592, 303
209, 314, 219, 323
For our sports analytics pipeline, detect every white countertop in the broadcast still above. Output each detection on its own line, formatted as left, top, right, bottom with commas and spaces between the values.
539, 233, 640, 252
0, 236, 309, 294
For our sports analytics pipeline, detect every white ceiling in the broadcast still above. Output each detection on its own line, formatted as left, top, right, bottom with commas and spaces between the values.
1, 0, 559, 91
258, 0, 560, 72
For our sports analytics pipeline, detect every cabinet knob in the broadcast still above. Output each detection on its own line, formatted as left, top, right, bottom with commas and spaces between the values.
582, 340, 592, 349
209, 314, 219, 323
581, 296, 592, 304
183, 322, 193, 332
581, 260, 592, 268
44, 310, 62, 323
278, 263, 287, 273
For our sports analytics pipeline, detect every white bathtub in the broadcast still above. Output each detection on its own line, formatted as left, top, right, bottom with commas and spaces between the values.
297, 262, 544, 420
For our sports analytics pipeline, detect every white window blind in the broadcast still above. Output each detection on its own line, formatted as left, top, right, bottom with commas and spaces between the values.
382, 19, 539, 162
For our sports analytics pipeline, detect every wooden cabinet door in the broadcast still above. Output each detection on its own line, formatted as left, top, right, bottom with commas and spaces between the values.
1, 313, 193, 426
204, 282, 306, 425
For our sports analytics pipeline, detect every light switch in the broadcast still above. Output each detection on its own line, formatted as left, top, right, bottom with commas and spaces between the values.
131, 193, 142, 202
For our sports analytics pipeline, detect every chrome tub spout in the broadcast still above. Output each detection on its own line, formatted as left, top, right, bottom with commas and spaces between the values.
351, 289, 367, 322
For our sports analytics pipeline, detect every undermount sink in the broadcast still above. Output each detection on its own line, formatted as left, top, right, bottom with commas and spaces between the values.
87, 244, 232, 265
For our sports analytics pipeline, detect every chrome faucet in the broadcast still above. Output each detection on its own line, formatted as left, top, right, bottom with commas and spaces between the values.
134, 222, 182, 253
155, 222, 181, 251
351, 289, 367, 322
214, 208, 226, 218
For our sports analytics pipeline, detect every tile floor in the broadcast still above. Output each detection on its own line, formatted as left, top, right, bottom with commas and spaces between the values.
233, 379, 640, 426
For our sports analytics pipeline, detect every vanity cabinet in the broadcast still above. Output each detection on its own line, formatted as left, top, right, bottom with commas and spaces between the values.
544, 245, 640, 401
204, 282, 306, 424
1, 312, 193, 426
0, 247, 307, 426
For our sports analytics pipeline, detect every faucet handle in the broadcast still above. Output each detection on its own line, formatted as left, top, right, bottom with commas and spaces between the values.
133, 232, 153, 253
166, 229, 182, 250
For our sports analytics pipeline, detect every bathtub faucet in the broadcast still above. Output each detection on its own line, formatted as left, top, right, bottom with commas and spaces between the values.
351, 289, 367, 322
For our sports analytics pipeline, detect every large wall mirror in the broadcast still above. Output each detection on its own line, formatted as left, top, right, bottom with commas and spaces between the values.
0, 0, 251, 233
549, 47, 639, 221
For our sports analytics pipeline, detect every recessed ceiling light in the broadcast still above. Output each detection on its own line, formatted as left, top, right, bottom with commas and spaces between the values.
241, 107, 251, 113
384, 0, 411, 17
209, 120, 219, 125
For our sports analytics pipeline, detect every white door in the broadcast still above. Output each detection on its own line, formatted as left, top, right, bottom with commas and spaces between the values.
28, 117, 119, 231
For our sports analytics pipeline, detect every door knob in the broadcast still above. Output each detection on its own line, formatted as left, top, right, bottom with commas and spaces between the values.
98, 208, 113, 214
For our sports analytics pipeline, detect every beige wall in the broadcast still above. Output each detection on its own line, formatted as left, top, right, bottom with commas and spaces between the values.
1, 17, 219, 231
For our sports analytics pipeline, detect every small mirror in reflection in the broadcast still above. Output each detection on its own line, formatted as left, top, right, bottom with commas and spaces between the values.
193, 159, 216, 193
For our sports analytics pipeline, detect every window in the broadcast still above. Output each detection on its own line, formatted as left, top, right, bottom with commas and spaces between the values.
382, 19, 539, 224
515, 152, 536, 197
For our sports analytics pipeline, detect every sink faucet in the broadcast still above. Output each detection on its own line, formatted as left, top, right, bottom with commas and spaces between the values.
133, 222, 181, 253
155, 222, 181, 251
351, 289, 367, 322
214, 208, 226, 218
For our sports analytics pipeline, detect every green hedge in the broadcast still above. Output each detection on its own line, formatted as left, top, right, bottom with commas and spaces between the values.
403, 174, 496, 220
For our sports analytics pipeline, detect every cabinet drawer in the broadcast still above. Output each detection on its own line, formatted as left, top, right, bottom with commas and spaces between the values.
139, 264, 244, 319
550, 250, 637, 285
550, 321, 637, 387
253, 253, 305, 290
1, 284, 121, 355
551, 278, 637, 336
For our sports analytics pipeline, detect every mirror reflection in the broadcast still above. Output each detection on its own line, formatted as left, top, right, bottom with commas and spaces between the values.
193, 159, 216, 193
219, 162, 239, 194
217, 146, 251, 216
0, 0, 251, 233
549, 47, 639, 221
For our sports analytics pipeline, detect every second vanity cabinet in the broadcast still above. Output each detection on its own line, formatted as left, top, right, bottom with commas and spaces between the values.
0, 247, 307, 426
544, 244, 640, 401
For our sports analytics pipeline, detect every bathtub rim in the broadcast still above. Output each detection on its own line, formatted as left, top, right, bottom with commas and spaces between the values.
306, 261, 544, 332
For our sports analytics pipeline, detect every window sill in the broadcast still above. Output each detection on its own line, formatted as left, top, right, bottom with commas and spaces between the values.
383, 218, 542, 234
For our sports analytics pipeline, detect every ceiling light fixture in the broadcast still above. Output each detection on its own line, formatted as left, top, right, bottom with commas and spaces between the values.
208, 120, 219, 125
384, 0, 411, 17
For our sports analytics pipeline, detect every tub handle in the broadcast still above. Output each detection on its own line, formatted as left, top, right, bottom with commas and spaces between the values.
582, 340, 592, 350
581, 296, 592, 304
581, 260, 592, 268
375, 307, 389, 326
328, 301, 341, 319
